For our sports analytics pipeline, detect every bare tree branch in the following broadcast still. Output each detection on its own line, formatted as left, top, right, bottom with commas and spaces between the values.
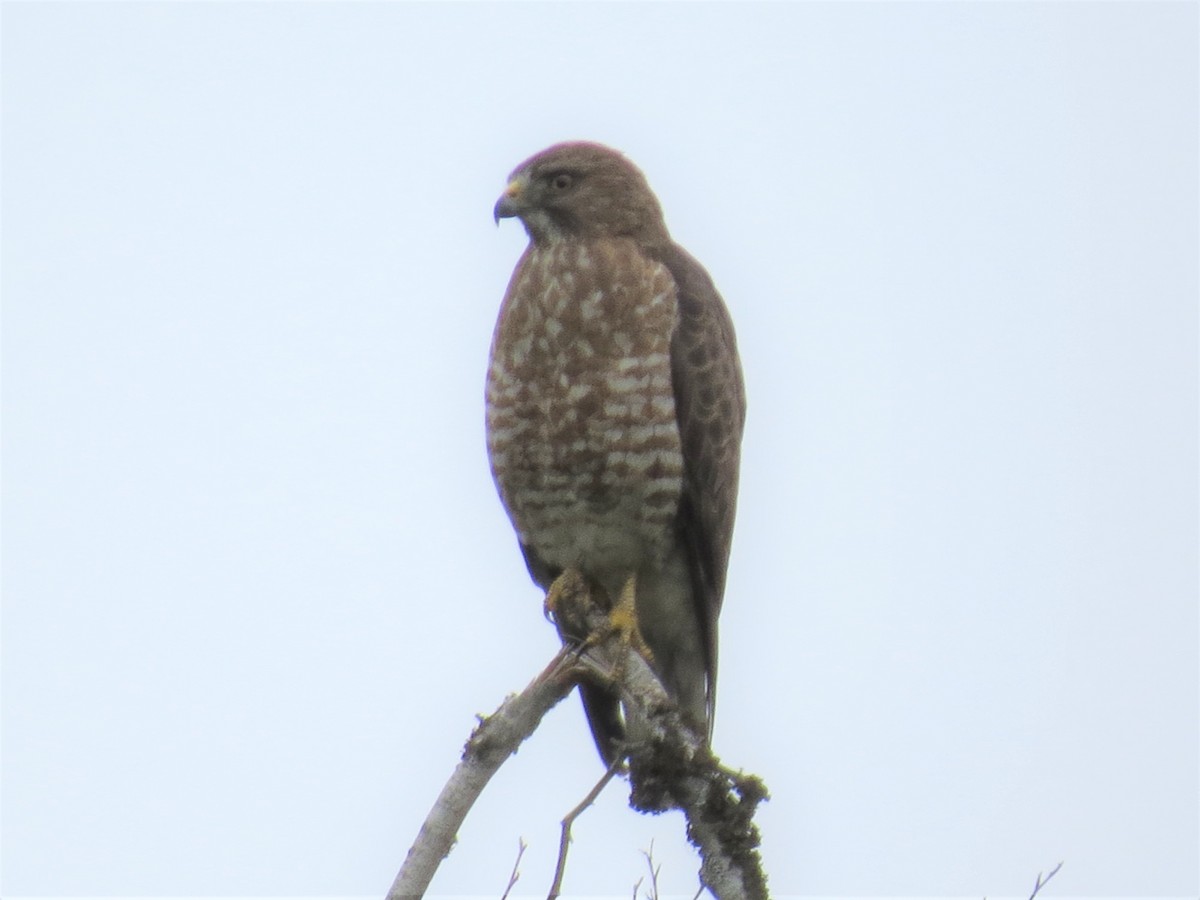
550, 572, 770, 899
386, 648, 581, 900
387, 577, 770, 900
545, 569, 771, 897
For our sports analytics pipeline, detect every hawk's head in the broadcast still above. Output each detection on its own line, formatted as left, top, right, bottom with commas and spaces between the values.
494, 141, 669, 246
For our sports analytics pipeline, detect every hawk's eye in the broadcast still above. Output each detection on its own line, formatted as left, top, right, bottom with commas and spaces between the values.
550, 173, 573, 192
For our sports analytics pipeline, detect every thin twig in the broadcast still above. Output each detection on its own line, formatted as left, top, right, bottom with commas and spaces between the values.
547, 758, 622, 898
641, 840, 661, 900
500, 838, 527, 900
1028, 861, 1064, 900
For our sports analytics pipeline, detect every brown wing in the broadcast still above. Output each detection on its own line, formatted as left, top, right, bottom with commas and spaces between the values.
660, 243, 746, 730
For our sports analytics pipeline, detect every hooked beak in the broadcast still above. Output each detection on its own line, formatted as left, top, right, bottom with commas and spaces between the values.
493, 178, 523, 224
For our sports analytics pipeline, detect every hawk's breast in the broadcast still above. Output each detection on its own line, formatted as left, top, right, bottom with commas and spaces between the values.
486, 238, 684, 578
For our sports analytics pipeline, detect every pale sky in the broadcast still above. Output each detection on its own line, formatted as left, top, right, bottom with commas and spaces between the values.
2, 2, 1197, 898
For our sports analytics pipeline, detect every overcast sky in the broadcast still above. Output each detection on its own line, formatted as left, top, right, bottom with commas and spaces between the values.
3, 2, 1197, 898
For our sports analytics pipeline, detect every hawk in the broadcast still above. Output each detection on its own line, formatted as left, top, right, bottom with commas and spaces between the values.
486, 142, 745, 764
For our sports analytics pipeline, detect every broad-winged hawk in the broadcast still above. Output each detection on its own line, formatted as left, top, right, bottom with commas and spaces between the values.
486, 142, 745, 764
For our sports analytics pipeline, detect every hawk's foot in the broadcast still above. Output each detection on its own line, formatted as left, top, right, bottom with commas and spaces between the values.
543, 570, 653, 666
543, 567, 588, 622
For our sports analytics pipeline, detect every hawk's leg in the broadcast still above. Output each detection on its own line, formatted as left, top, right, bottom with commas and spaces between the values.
610, 573, 654, 663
